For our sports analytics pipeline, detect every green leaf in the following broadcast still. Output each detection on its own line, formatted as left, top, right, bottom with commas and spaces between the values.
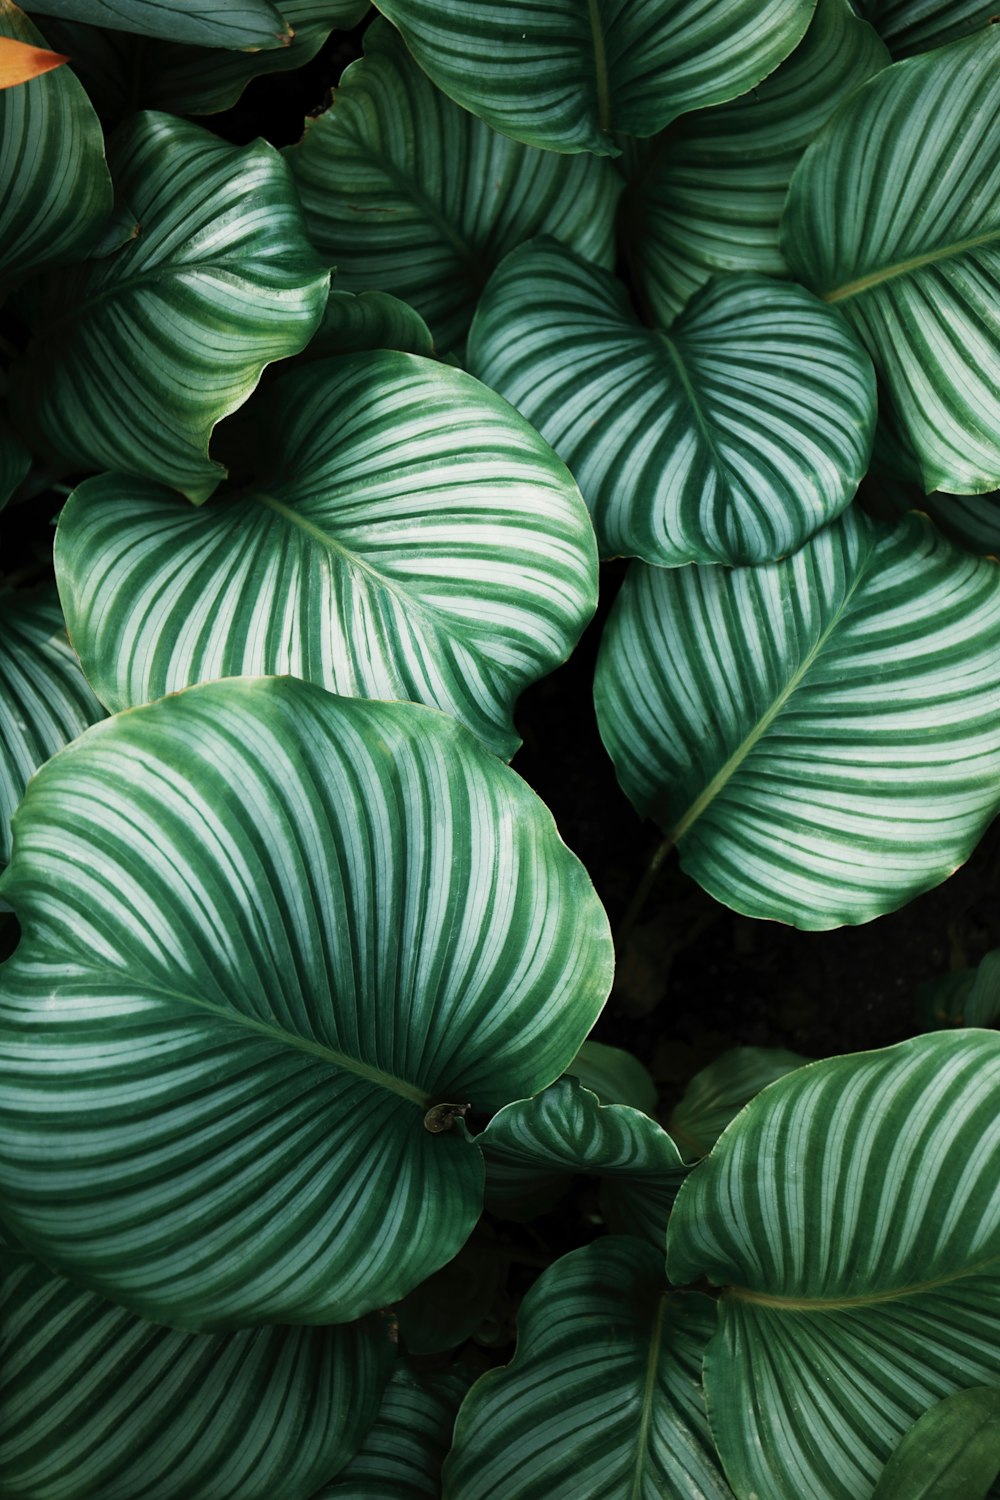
54, 352, 597, 760
397, 1232, 507, 1355
24, 0, 291, 48
624, 0, 888, 326
668, 1046, 808, 1161
872, 1388, 1000, 1500
469, 240, 875, 566
284, 20, 621, 355
318, 1364, 474, 1499
565, 1037, 657, 1113
0, 421, 30, 511
667, 1032, 1000, 1500
481, 1077, 687, 1244
594, 509, 1000, 928
887, 487, 1000, 557
11, 111, 329, 503
444, 1238, 733, 1499
0, 3, 111, 290
782, 28, 1000, 494
0, 679, 613, 1328
303, 290, 435, 360
855, 0, 996, 56
0, 586, 104, 869
0, 1255, 394, 1500
374, 0, 814, 156
918, 951, 1000, 1031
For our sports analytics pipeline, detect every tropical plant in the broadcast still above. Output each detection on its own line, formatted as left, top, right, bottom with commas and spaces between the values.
1, 1, 1000, 1497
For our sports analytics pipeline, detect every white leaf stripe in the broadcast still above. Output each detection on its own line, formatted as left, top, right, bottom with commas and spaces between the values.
595, 510, 1000, 928
284, 20, 620, 355
468, 241, 875, 566
319, 1366, 471, 1498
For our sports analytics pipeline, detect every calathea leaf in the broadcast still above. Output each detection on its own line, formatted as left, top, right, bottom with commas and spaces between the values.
0, 678, 614, 1329
667, 1046, 808, 1161
917, 950, 1000, 1032
374, 0, 814, 156
871, 1388, 1000, 1500
0, 1254, 394, 1500
10, 111, 329, 503
23, 0, 292, 48
396, 1230, 508, 1355
667, 1032, 1000, 1500
564, 1037, 657, 1113
0, 420, 31, 510
443, 1238, 733, 1500
468, 239, 876, 566
54, 351, 597, 760
854, 0, 995, 57
594, 509, 1000, 928
782, 28, 1000, 494
301, 290, 435, 361
283, 20, 621, 355
882, 484, 1000, 557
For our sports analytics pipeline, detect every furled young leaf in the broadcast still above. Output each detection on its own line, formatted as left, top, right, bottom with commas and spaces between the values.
565, 1037, 657, 1114
444, 1239, 733, 1499
374, 0, 814, 156
624, 0, 888, 325
11, 111, 329, 502
0, 679, 613, 1328
469, 240, 875, 566
0, 1255, 394, 1500
0, 420, 30, 510
24, 0, 291, 47
782, 28, 1000, 494
667, 1032, 1000, 1500
595, 509, 1000, 928
667, 1047, 808, 1161
0, 587, 104, 869
0, 2, 111, 289
54, 352, 597, 760
855, 0, 995, 56
284, 20, 621, 354
871, 1388, 1000, 1500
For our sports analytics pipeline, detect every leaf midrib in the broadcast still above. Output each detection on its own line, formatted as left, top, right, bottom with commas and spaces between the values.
823, 227, 1000, 303
726, 1251, 1000, 1312
586, 0, 611, 134
629, 1292, 667, 1500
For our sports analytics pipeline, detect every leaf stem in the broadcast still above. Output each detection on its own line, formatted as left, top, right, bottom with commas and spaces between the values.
616, 836, 672, 948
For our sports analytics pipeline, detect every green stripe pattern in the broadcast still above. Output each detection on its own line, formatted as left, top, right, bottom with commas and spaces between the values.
54, 351, 597, 760
667, 1047, 807, 1161
782, 29, 1000, 494
871, 1389, 1000, 1500
375, 0, 814, 155
856, 0, 995, 55
594, 509, 1000, 928
11, 111, 329, 503
469, 240, 876, 566
667, 1032, 1000, 1500
23, 0, 291, 48
0, 680, 613, 1328
444, 1239, 732, 1500
0, 1257, 393, 1500
319, 1365, 472, 1498
284, 20, 621, 355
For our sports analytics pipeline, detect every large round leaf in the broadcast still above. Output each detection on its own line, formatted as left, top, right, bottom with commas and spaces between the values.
374, 0, 814, 156
283, 20, 621, 355
23, 0, 291, 47
667, 1032, 1000, 1500
782, 28, 1000, 494
624, 0, 888, 325
0, 1254, 393, 1500
444, 1238, 733, 1499
468, 241, 875, 566
594, 509, 1000, 928
11, 111, 329, 503
54, 352, 597, 760
855, 0, 995, 56
0, 678, 614, 1328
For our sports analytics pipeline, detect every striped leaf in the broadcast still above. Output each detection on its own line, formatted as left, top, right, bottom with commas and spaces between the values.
855, 0, 995, 56
283, 20, 621, 356
594, 509, 1000, 929
0, 421, 30, 510
443, 1239, 733, 1500
0, 679, 613, 1328
374, 0, 814, 156
11, 111, 329, 503
24, 0, 291, 47
667, 1047, 808, 1161
0, 3, 111, 289
54, 351, 597, 760
782, 28, 1000, 495
302, 290, 435, 360
0, 586, 104, 869
0, 1255, 394, 1500
872, 1389, 1000, 1500
468, 241, 876, 566
481, 1077, 687, 1244
917, 950, 1000, 1031
565, 1037, 657, 1113
624, 0, 888, 325
883, 485, 1000, 557
667, 1032, 1000, 1500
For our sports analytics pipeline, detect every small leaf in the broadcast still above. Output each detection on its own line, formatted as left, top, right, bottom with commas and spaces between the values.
917, 950, 1000, 1031
397, 1233, 507, 1355
668, 1046, 808, 1161
872, 1388, 1000, 1500
565, 1037, 657, 1113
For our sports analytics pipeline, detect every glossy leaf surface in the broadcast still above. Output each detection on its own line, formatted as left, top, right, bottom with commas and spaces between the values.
872, 1388, 1000, 1500
668, 1032, 1000, 1500
668, 1047, 808, 1161
856, 0, 995, 55
12, 111, 329, 502
782, 29, 1000, 493
444, 1239, 732, 1499
595, 510, 1000, 928
375, 0, 814, 156
284, 20, 621, 354
24, 0, 290, 47
0, 679, 613, 1327
55, 352, 597, 760
302, 290, 435, 360
470, 240, 875, 565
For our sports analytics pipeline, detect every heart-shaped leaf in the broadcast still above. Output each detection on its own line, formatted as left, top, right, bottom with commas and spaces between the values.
24, 0, 291, 48
594, 509, 1000, 928
54, 351, 597, 759
667, 1032, 1000, 1500
469, 240, 876, 566
0, 678, 613, 1328
855, 0, 995, 56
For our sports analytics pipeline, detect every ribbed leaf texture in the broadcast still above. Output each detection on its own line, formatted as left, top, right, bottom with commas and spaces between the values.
667, 1047, 808, 1161
23, 0, 291, 47
871, 1389, 1000, 1500
856, 0, 995, 56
